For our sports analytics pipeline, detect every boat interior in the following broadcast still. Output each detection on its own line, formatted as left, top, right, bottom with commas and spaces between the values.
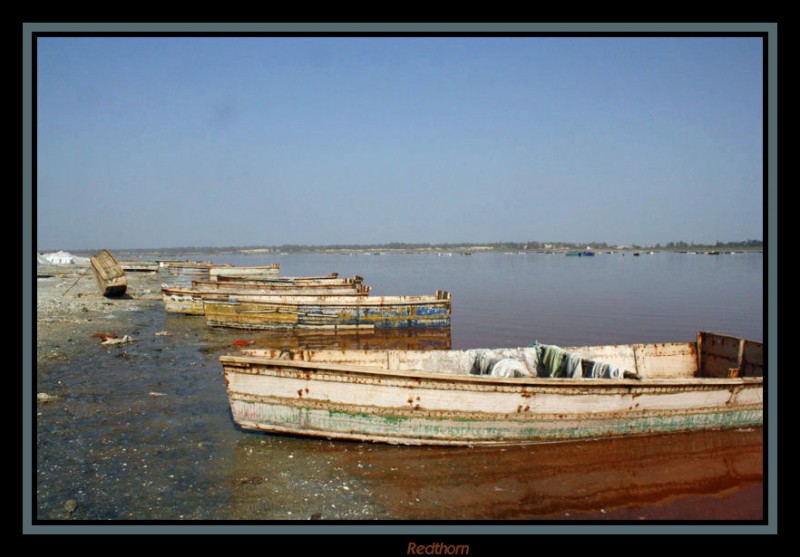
235, 332, 762, 380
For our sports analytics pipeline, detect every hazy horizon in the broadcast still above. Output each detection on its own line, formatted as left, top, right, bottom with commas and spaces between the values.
36, 238, 763, 254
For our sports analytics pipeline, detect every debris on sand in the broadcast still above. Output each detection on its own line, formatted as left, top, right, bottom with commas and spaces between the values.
101, 335, 133, 346
37, 392, 59, 403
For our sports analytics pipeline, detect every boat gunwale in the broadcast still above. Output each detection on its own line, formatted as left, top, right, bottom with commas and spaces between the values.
219, 354, 762, 388
161, 286, 370, 298
203, 293, 451, 307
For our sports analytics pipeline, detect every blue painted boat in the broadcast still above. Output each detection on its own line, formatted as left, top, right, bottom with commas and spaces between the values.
203, 291, 452, 330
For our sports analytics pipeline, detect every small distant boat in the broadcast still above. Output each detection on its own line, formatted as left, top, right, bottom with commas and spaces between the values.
220, 331, 762, 446
633, 252, 641, 257
209, 264, 280, 281
90, 250, 127, 297
707, 251, 721, 255
118, 260, 159, 272
205, 291, 452, 331
165, 261, 217, 275
565, 252, 595, 257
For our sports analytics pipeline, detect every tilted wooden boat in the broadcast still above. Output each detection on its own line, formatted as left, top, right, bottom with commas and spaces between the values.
206, 291, 451, 330
219, 332, 762, 446
89, 250, 127, 297
161, 284, 373, 315
209, 264, 280, 280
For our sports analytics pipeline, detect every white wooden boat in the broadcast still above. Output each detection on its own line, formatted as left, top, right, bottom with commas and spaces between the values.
190, 276, 363, 292
209, 264, 280, 280
214, 273, 350, 285
219, 332, 763, 446
118, 260, 159, 272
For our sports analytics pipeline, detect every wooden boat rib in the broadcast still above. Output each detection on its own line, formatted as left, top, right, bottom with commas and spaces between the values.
219, 332, 762, 446
89, 250, 127, 297
205, 291, 451, 330
161, 284, 373, 315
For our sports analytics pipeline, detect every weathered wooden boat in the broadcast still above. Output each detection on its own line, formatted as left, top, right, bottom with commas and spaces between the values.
118, 260, 159, 272
206, 291, 451, 330
215, 273, 351, 285
161, 284, 373, 315
89, 250, 127, 297
165, 261, 217, 275
209, 264, 280, 281
154, 258, 189, 269
219, 332, 762, 446
191, 275, 362, 292
191, 279, 370, 295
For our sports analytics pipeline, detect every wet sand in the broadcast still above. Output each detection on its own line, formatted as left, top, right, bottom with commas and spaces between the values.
33, 262, 763, 522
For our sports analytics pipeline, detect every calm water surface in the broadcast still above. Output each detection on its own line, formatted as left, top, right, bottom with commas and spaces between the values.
35, 251, 765, 523
214, 251, 763, 347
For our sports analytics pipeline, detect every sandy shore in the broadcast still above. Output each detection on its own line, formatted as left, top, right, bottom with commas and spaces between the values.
36, 263, 165, 368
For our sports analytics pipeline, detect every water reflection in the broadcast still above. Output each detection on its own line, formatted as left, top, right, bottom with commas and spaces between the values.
202, 324, 452, 351
228, 427, 762, 521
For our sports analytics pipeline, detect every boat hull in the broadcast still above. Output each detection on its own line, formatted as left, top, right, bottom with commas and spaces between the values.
210, 265, 280, 280
220, 335, 763, 446
161, 286, 372, 315
205, 292, 451, 330
90, 250, 127, 297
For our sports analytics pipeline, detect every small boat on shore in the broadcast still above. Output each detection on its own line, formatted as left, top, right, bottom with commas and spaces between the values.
165, 261, 217, 275
214, 273, 349, 285
219, 332, 762, 446
210, 264, 280, 281
89, 250, 127, 297
192, 275, 366, 293
161, 284, 373, 315
205, 291, 451, 330
118, 260, 159, 272
191, 277, 369, 294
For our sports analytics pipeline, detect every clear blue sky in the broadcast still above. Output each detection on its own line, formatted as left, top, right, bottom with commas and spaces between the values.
36, 36, 763, 250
